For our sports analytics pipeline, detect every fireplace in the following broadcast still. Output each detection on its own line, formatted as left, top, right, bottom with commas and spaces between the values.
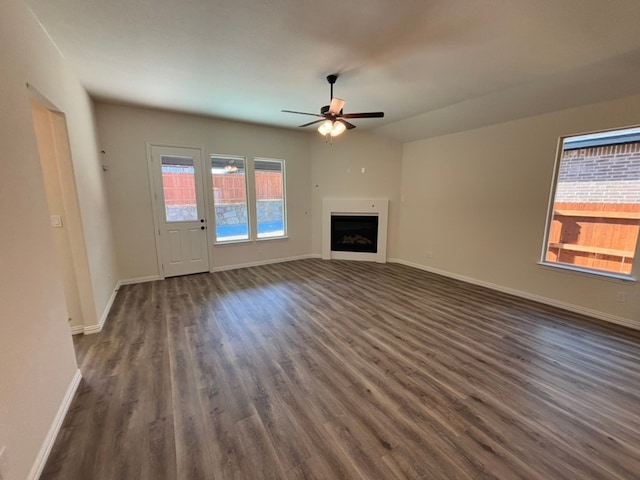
330, 215, 378, 253
322, 198, 389, 263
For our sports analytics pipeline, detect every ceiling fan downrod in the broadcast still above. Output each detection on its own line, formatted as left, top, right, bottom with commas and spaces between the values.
327, 74, 338, 101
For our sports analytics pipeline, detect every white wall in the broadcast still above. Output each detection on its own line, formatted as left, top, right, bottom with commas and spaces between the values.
68, 96, 119, 326
310, 132, 403, 257
398, 94, 640, 327
94, 103, 405, 278
94, 102, 313, 278
0, 0, 118, 477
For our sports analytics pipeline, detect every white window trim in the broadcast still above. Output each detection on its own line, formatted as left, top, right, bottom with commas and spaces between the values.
537, 260, 637, 282
540, 128, 640, 281
254, 157, 287, 240
210, 154, 251, 244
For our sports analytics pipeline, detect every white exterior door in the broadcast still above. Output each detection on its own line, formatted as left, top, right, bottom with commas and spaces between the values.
150, 145, 210, 277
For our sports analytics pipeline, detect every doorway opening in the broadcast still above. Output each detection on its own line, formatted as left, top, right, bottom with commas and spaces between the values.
30, 98, 90, 336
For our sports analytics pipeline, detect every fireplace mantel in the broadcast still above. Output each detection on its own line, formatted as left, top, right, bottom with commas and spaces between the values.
322, 198, 389, 263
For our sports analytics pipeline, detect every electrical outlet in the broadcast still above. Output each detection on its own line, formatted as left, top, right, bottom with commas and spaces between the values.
616, 291, 627, 303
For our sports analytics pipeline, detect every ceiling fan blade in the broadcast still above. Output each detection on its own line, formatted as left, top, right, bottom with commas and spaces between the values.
282, 109, 324, 118
328, 98, 345, 115
341, 112, 385, 119
298, 119, 324, 128
338, 119, 356, 130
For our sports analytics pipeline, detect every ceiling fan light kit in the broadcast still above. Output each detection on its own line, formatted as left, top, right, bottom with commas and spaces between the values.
318, 119, 346, 137
282, 73, 384, 140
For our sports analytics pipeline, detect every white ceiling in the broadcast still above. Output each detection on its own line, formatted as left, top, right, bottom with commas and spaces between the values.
25, 0, 640, 142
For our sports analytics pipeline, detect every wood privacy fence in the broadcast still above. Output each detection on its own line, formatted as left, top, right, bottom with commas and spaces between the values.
162, 171, 282, 206
546, 202, 640, 274
213, 173, 245, 204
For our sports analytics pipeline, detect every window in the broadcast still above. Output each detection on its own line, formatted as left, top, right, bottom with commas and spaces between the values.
161, 156, 198, 222
211, 155, 249, 242
542, 127, 640, 278
254, 158, 286, 238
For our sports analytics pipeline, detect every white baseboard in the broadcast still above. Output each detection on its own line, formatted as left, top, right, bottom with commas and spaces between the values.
83, 280, 121, 335
210, 254, 316, 272
119, 274, 162, 286
388, 258, 639, 331
28, 369, 82, 480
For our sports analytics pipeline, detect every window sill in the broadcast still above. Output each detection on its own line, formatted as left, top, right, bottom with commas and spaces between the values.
213, 236, 289, 246
213, 239, 252, 246
257, 235, 289, 242
537, 261, 636, 282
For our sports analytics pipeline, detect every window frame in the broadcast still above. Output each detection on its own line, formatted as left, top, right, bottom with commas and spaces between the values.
540, 126, 640, 281
253, 157, 287, 240
210, 154, 251, 244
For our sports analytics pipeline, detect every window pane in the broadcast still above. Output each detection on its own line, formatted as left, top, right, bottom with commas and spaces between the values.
255, 158, 285, 238
211, 156, 249, 242
544, 128, 640, 276
161, 155, 198, 222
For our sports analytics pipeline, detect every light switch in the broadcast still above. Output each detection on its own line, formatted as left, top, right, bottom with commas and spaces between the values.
50, 215, 63, 228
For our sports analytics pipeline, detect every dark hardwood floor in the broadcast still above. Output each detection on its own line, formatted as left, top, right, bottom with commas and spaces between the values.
42, 259, 640, 479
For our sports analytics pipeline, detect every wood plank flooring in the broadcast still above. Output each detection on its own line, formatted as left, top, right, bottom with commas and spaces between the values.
41, 259, 640, 479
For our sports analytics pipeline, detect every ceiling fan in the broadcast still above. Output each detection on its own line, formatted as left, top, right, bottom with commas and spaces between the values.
282, 74, 384, 137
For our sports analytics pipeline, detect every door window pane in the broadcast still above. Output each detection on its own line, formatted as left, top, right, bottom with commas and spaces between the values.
211, 156, 249, 242
255, 158, 286, 238
161, 155, 198, 222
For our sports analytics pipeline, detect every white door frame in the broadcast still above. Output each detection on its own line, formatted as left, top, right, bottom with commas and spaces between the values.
146, 142, 211, 278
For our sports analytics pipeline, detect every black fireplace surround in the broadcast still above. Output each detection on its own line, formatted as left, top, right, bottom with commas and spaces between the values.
330, 215, 378, 253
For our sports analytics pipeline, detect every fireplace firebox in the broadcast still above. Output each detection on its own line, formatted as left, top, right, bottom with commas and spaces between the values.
330, 215, 379, 253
